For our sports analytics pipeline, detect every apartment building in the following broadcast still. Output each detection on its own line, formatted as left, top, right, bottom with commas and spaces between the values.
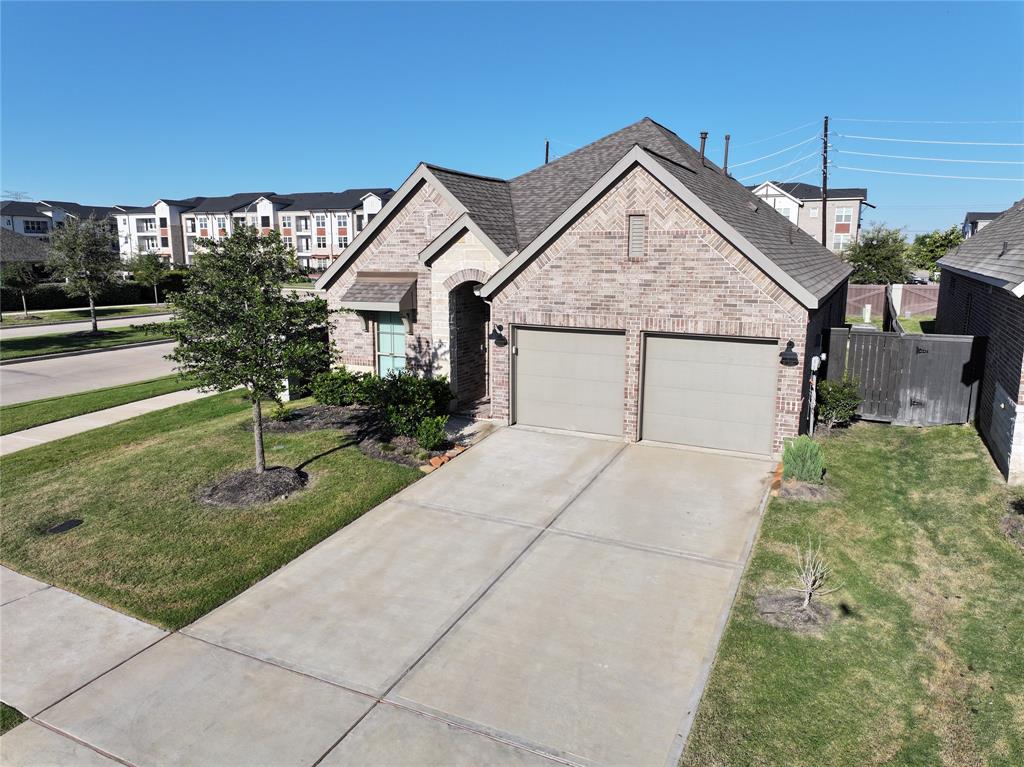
1, 199, 117, 240
962, 211, 1001, 239
114, 197, 203, 263
747, 181, 872, 252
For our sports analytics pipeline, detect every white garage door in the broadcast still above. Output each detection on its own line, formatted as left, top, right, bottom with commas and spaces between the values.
513, 328, 625, 437
641, 335, 778, 454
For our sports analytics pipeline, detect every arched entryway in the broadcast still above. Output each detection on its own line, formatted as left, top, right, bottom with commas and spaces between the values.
448, 281, 490, 409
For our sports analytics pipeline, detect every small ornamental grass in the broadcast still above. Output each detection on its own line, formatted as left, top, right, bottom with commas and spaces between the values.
782, 435, 825, 484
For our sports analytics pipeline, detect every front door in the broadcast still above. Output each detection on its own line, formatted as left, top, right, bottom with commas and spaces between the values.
377, 312, 406, 376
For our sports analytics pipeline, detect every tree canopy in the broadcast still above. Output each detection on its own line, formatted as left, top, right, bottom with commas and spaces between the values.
165, 227, 328, 472
844, 224, 910, 285
906, 225, 963, 273
129, 251, 168, 304
47, 216, 121, 331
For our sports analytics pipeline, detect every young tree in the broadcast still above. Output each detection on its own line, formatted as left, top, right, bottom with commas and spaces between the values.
844, 224, 909, 284
47, 216, 121, 332
165, 227, 328, 473
1, 261, 40, 318
906, 225, 963, 273
130, 250, 168, 304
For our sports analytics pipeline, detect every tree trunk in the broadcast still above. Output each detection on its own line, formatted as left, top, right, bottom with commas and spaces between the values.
21, 291, 28, 318
252, 398, 266, 474
153, 283, 159, 305
88, 293, 98, 333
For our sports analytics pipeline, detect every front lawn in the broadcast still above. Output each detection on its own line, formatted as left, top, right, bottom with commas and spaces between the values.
0, 325, 171, 361
0, 392, 420, 629
0, 375, 195, 435
1, 305, 166, 327
845, 314, 936, 334
683, 423, 1023, 766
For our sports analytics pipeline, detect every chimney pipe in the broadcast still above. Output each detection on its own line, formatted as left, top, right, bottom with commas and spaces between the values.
723, 134, 731, 175
698, 131, 708, 161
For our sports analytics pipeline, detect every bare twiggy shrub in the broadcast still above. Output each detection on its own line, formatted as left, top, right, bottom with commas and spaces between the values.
791, 540, 842, 608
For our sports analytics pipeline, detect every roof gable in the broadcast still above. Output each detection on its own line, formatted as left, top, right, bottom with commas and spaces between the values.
939, 201, 1024, 297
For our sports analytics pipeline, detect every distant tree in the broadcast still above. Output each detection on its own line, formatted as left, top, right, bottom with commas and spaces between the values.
47, 216, 121, 332
164, 227, 328, 474
844, 224, 910, 284
906, 225, 963, 273
1, 261, 41, 318
130, 251, 168, 304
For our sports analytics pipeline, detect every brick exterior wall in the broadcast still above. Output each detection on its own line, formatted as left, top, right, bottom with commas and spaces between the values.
937, 270, 1024, 483
325, 181, 457, 374
488, 166, 814, 455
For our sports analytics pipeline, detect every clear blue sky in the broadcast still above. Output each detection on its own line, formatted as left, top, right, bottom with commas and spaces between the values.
2, 1, 1022, 236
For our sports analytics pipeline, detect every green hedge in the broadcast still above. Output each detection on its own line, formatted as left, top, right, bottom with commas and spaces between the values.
1, 272, 186, 311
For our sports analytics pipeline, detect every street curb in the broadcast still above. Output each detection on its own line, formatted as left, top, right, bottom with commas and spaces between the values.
0, 339, 175, 366
0, 312, 170, 331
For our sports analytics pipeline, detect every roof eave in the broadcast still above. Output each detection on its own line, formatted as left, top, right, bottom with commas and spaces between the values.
479, 145, 825, 309
937, 261, 1024, 298
418, 212, 509, 266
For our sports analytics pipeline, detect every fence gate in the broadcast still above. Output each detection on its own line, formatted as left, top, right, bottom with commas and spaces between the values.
825, 328, 984, 426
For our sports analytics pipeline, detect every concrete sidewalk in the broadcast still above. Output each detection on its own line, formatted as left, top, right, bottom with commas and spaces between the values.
1, 388, 216, 455
0, 313, 171, 340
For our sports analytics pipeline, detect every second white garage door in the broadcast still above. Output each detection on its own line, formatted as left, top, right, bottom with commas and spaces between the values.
513, 328, 625, 437
641, 335, 778, 455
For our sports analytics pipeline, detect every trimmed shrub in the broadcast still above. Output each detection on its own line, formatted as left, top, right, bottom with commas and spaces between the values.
416, 415, 449, 451
817, 375, 862, 431
381, 371, 451, 437
311, 367, 365, 407
782, 436, 825, 484
0, 272, 186, 312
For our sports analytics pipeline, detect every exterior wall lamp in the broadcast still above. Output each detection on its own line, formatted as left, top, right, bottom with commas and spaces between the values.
779, 340, 800, 367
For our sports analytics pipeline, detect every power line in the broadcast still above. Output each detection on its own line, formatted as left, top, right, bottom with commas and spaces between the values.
836, 149, 1024, 165
729, 134, 819, 169
738, 150, 819, 182
834, 165, 1024, 182
730, 120, 819, 149
834, 117, 1024, 125
838, 133, 1024, 147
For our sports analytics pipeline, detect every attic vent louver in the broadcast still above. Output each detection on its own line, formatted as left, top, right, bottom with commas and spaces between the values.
627, 215, 646, 261
747, 200, 759, 212
999, 240, 1009, 257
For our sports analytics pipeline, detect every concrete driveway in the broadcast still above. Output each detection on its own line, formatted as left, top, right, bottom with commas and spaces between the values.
21, 427, 772, 767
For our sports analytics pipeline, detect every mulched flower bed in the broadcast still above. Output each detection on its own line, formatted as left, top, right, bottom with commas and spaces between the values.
755, 589, 834, 635
259, 404, 452, 468
777, 480, 831, 502
198, 466, 308, 508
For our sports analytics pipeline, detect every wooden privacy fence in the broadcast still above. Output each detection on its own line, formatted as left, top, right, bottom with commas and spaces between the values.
825, 328, 985, 426
847, 283, 940, 320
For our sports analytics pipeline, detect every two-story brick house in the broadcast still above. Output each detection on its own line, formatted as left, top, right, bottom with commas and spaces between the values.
316, 118, 851, 457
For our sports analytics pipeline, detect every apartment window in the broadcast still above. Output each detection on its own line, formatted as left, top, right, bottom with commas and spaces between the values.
261, 215, 270, 228
186, 236, 196, 252
216, 216, 226, 232
298, 237, 310, 252
160, 236, 169, 248
159, 217, 168, 227
835, 207, 853, 224
337, 214, 348, 227
809, 207, 819, 218
24, 220, 48, 233
315, 213, 326, 228
297, 217, 310, 232
248, 215, 256, 226
832, 233, 852, 251
777, 207, 792, 220
281, 216, 292, 228
316, 235, 327, 249
337, 235, 349, 248
198, 217, 208, 229
186, 219, 196, 233
282, 236, 293, 248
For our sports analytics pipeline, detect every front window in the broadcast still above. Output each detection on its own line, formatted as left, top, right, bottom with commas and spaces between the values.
216, 216, 226, 232
24, 220, 48, 233
159, 217, 168, 227
316, 235, 327, 249
377, 312, 406, 376
338, 213, 348, 227
186, 219, 196, 233
198, 217, 208, 230
315, 213, 326, 228
261, 215, 270, 228
835, 207, 853, 224
160, 236, 169, 247
281, 215, 291, 228
337, 235, 349, 248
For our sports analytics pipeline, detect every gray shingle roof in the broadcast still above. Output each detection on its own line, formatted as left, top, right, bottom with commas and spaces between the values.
41, 200, 118, 219
0, 228, 50, 263
425, 166, 519, 254
1, 200, 48, 218
748, 182, 868, 201
278, 188, 395, 213
939, 200, 1024, 292
188, 193, 275, 214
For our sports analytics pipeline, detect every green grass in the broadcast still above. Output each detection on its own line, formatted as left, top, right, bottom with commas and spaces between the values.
683, 423, 1024, 767
283, 280, 316, 288
1, 305, 166, 327
1, 703, 26, 734
846, 314, 936, 334
0, 375, 195, 435
0, 325, 171, 361
0, 393, 420, 629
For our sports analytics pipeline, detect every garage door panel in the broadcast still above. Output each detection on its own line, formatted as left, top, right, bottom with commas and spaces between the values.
515, 329, 624, 437
642, 336, 777, 454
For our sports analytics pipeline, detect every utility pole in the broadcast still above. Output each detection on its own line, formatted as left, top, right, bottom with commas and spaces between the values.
821, 115, 829, 247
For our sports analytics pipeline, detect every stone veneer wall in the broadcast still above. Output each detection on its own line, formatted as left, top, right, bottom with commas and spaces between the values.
488, 166, 812, 455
